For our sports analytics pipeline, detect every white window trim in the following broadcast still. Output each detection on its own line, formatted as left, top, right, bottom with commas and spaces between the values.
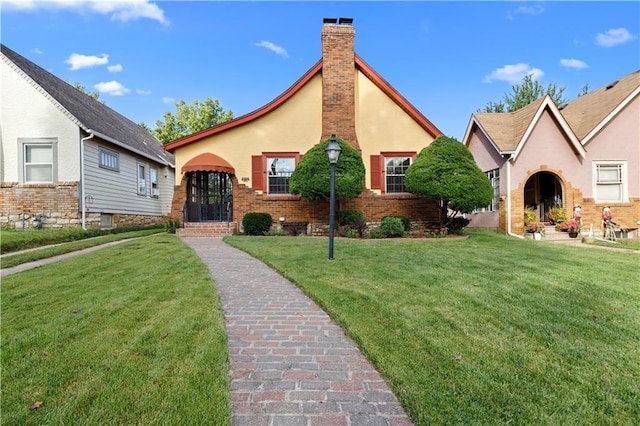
99, 147, 120, 172
150, 167, 159, 197
384, 156, 412, 194
266, 156, 296, 195
137, 162, 147, 196
18, 138, 58, 184
593, 161, 628, 203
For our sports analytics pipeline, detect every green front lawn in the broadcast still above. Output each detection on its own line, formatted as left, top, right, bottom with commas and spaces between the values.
226, 231, 639, 424
1, 234, 231, 425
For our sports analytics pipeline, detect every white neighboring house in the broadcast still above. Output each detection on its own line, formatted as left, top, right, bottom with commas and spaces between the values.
1, 44, 174, 229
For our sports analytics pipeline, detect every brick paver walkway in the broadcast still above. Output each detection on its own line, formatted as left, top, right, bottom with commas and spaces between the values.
181, 237, 413, 426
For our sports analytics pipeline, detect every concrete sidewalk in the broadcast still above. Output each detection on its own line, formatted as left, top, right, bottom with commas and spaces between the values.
181, 237, 412, 426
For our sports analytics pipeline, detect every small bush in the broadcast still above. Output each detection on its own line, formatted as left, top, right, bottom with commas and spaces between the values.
380, 216, 406, 238
382, 215, 411, 232
163, 216, 180, 234
344, 229, 359, 238
367, 227, 388, 239
337, 210, 364, 227
242, 213, 273, 236
447, 217, 470, 235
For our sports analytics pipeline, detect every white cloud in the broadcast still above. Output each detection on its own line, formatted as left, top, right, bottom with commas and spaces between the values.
595, 28, 637, 47
483, 63, 544, 84
31, 48, 43, 54
65, 53, 109, 70
255, 41, 289, 58
136, 89, 152, 95
560, 58, 589, 70
108, 64, 123, 72
2, 0, 169, 25
507, 3, 545, 20
94, 80, 130, 96
162, 97, 175, 104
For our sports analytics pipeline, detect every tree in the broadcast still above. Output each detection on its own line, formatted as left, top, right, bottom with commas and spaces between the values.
405, 136, 494, 228
289, 136, 365, 202
577, 83, 590, 97
480, 74, 567, 112
153, 98, 233, 144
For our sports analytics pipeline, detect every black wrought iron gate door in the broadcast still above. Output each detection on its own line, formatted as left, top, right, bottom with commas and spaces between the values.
187, 171, 233, 222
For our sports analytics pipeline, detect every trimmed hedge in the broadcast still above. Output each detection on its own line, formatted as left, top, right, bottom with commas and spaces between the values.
242, 213, 273, 236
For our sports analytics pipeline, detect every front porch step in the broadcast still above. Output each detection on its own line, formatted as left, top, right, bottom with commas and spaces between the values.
542, 225, 583, 244
177, 222, 238, 237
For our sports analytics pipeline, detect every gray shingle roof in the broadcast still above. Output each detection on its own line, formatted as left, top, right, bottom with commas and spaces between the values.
1, 44, 173, 166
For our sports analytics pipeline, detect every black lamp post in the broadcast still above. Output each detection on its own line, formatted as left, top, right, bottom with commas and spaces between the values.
325, 134, 342, 260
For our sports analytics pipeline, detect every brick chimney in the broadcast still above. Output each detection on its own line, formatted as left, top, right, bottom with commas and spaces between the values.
321, 18, 359, 150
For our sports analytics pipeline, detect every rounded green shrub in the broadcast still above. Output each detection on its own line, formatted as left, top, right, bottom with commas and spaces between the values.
242, 212, 273, 236
337, 210, 364, 227
380, 216, 406, 237
383, 215, 410, 232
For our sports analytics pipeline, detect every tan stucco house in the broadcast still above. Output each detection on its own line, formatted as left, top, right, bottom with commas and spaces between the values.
463, 69, 639, 237
165, 18, 444, 236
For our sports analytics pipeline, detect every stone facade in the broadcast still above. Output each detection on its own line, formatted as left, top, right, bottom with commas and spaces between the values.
1, 181, 164, 229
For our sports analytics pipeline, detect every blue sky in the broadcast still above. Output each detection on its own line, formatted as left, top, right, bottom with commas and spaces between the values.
2, 1, 638, 141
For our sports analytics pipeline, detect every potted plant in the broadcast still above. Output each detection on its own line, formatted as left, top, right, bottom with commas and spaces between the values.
546, 206, 566, 224
557, 219, 581, 237
526, 221, 546, 239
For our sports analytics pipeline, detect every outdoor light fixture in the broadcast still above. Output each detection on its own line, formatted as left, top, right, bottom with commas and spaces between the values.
325, 134, 342, 260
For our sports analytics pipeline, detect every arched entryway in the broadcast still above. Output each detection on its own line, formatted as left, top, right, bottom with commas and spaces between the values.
181, 152, 235, 223
524, 171, 563, 222
186, 171, 233, 222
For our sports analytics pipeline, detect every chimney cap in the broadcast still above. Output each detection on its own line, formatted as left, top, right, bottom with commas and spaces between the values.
338, 17, 353, 25
323, 18, 338, 24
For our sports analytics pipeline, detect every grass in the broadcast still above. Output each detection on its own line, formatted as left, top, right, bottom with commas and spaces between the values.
0, 225, 164, 254
1, 234, 231, 425
225, 230, 640, 424
587, 237, 640, 251
1, 228, 164, 269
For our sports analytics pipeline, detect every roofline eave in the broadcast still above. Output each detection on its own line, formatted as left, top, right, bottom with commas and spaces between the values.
165, 60, 324, 152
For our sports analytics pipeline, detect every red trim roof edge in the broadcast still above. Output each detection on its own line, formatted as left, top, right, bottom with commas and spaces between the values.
165, 60, 323, 152
355, 54, 443, 138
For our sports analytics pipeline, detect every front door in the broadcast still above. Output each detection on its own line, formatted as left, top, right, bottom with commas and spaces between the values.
524, 171, 562, 222
186, 171, 233, 222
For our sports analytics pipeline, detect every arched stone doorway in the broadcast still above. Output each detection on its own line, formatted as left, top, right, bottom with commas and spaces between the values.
524, 171, 563, 222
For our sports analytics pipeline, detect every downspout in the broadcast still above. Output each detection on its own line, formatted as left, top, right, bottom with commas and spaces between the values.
506, 157, 524, 239
80, 132, 95, 230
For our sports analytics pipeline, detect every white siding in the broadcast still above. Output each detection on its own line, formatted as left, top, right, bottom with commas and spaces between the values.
83, 139, 171, 216
1, 57, 80, 182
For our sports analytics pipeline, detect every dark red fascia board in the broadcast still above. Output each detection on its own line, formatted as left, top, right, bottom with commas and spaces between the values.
165, 55, 443, 152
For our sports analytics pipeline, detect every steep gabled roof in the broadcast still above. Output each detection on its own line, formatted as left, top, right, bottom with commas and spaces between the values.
560, 69, 640, 143
1, 44, 173, 166
465, 69, 640, 157
165, 55, 442, 152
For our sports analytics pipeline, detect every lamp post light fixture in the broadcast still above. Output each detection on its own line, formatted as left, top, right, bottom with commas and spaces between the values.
325, 134, 342, 260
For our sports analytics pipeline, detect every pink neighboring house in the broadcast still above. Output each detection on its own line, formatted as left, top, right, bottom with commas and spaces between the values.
463, 70, 639, 237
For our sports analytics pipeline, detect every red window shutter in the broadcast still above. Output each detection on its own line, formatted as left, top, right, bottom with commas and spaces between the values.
251, 155, 264, 191
370, 155, 384, 191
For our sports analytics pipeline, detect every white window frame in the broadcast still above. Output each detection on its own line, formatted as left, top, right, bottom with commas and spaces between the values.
479, 169, 500, 212
593, 161, 627, 203
99, 147, 120, 172
385, 156, 412, 193
150, 167, 159, 197
266, 157, 295, 195
20, 139, 57, 184
137, 163, 147, 196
